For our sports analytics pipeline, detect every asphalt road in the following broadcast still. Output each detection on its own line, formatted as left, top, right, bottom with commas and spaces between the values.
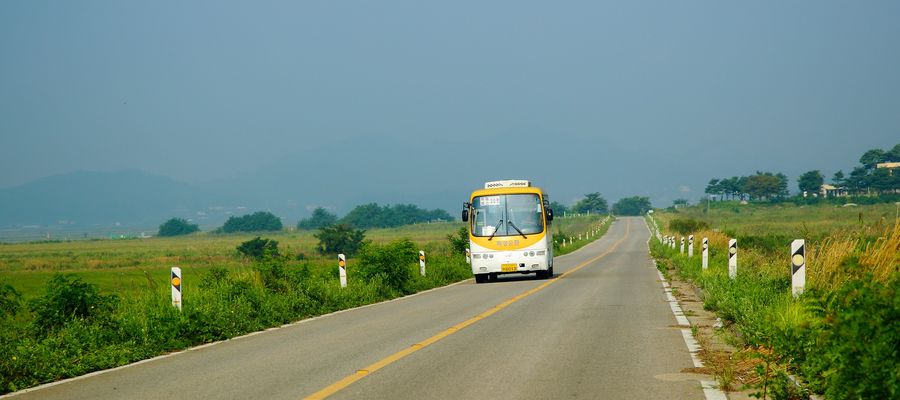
9, 217, 704, 400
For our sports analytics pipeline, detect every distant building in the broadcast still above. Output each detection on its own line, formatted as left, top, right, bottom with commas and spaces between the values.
821, 184, 847, 198
876, 162, 900, 176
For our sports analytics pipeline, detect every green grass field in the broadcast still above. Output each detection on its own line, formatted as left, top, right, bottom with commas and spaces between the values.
0, 215, 606, 300
662, 201, 898, 238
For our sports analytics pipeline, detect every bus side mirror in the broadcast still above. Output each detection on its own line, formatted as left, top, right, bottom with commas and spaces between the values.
462, 209, 469, 222
546, 208, 554, 223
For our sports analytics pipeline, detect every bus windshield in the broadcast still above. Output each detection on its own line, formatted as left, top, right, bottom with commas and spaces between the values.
472, 194, 543, 237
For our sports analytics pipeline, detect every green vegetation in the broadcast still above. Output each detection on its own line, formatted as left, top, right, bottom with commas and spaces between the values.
236, 237, 280, 260
571, 192, 608, 214
157, 218, 199, 237
221, 211, 283, 233
611, 196, 652, 216
650, 203, 899, 398
705, 172, 789, 201
314, 224, 366, 256
296, 207, 338, 230
796, 170, 824, 195
339, 203, 451, 228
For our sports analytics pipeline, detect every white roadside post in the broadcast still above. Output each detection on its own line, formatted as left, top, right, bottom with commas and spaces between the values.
419, 250, 426, 276
791, 240, 806, 298
702, 238, 709, 270
338, 254, 347, 288
688, 235, 694, 257
728, 239, 737, 279
171, 267, 182, 311
465, 247, 471, 264
680, 237, 685, 254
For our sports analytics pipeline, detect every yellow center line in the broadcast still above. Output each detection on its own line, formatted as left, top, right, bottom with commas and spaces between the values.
304, 219, 631, 399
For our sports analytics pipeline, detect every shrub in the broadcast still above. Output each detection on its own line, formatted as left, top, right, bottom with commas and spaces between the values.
447, 227, 468, 255
805, 274, 900, 399
237, 237, 279, 260
314, 224, 366, 256
28, 274, 118, 335
157, 218, 199, 237
222, 211, 283, 233
357, 239, 417, 294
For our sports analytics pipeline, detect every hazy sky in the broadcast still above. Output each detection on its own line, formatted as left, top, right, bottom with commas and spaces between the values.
2, 1, 899, 206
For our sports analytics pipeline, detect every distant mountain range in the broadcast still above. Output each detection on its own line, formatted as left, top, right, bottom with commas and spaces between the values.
0, 139, 473, 231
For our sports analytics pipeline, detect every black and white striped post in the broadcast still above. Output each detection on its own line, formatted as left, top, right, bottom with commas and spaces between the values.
791, 240, 805, 298
688, 235, 694, 258
680, 237, 685, 254
171, 267, 182, 311
338, 254, 347, 288
419, 250, 426, 276
728, 239, 737, 279
465, 247, 471, 264
702, 238, 709, 270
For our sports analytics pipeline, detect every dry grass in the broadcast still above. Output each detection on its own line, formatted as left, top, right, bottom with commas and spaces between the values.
809, 222, 900, 291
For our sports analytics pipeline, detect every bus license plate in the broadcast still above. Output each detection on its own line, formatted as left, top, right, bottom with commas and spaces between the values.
501, 263, 518, 272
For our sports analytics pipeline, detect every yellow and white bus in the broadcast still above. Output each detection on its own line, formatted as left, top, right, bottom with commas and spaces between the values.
462, 180, 554, 283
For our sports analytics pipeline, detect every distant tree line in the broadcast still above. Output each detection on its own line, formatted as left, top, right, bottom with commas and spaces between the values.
297, 204, 451, 230
221, 211, 283, 233
704, 172, 790, 201
702, 143, 900, 203
832, 143, 900, 195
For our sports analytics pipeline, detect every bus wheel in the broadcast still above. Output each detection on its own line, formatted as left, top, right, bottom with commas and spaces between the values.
475, 274, 488, 284
536, 269, 549, 279
549, 266, 554, 277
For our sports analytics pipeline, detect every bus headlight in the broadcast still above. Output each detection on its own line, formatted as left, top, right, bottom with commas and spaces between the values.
529, 251, 535, 256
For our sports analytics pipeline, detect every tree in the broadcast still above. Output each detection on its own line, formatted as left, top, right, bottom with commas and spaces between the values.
611, 196, 652, 216
158, 217, 200, 237
744, 174, 782, 200
314, 224, 366, 256
572, 193, 609, 214
798, 170, 825, 195
297, 207, 338, 230
832, 170, 845, 185
775, 172, 790, 198
704, 179, 721, 200
673, 199, 689, 207
860, 149, 886, 169
887, 143, 900, 162
549, 201, 568, 216
222, 211, 283, 233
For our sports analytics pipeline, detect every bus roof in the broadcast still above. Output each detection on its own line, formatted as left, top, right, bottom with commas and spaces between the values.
470, 186, 546, 199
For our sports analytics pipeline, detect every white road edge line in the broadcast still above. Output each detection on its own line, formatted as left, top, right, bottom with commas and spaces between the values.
4, 222, 616, 399
646, 221, 728, 400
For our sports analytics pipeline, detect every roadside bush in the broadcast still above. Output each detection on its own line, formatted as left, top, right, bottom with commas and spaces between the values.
803, 273, 900, 399
28, 274, 119, 335
237, 237, 279, 260
157, 217, 199, 237
357, 239, 417, 294
447, 227, 468, 255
